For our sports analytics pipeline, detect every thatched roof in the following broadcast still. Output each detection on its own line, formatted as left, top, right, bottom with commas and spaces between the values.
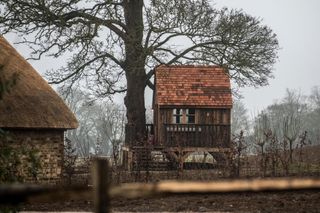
0, 36, 78, 129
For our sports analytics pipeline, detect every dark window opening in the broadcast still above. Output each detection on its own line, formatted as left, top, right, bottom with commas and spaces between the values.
172, 108, 196, 124
188, 115, 195, 123
187, 108, 195, 124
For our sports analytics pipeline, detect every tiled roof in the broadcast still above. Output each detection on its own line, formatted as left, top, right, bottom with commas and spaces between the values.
155, 65, 232, 108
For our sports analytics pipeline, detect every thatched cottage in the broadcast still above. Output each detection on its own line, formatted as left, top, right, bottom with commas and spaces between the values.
0, 36, 78, 183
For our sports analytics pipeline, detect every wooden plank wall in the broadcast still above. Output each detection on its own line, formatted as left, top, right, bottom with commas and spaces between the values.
157, 108, 231, 146
198, 109, 230, 125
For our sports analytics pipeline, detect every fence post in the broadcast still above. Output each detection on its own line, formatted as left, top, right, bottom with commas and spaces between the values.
93, 158, 110, 213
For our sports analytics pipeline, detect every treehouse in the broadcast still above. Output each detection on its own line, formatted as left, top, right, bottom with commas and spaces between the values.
123, 65, 232, 170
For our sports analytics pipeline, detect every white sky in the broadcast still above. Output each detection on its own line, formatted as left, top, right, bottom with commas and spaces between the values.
214, 0, 320, 112
4, 0, 320, 113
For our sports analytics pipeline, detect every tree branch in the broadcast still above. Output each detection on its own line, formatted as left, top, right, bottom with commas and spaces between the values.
61, 11, 127, 40
145, 69, 155, 90
165, 41, 221, 65
49, 52, 123, 84
146, 79, 154, 90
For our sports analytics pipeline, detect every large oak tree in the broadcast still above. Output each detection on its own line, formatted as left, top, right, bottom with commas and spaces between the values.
0, 0, 279, 144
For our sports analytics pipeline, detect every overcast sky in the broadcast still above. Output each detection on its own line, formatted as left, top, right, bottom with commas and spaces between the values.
214, 0, 320, 113
5, 0, 320, 113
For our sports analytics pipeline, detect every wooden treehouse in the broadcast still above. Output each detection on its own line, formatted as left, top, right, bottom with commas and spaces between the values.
122, 65, 233, 171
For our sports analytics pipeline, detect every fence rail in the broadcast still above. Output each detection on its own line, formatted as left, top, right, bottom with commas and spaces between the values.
1, 159, 320, 213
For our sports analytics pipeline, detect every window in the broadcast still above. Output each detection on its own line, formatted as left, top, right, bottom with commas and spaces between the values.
172, 108, 196, 124
173, 108, 182, 124
186, 108, 195, 124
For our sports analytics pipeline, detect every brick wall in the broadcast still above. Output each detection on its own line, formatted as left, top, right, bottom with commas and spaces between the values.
0, 129, 64, 184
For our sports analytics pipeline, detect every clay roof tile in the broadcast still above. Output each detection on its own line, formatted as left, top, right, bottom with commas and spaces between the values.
155, 65, 232, 108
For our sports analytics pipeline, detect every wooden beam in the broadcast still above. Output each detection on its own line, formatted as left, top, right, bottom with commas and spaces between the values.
110, 178, 320, 198
1, 178, 320, 204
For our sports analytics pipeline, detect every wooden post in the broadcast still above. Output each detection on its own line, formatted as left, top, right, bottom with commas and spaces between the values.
128, 150, 133, 171
93, 158, 110, 213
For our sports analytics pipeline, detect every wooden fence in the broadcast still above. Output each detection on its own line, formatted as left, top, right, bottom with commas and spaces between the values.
1, 159, 320, 213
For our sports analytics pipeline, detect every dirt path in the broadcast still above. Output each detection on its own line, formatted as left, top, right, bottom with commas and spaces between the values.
16, 190, 320, 212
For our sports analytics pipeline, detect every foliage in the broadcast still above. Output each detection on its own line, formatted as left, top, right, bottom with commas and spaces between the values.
63, 137, 77, 184
0, 131, 41, 183
0, 205, 20, 213
0, 59, 23, 186
26, 147, 42, 181
0, 144, 22, 182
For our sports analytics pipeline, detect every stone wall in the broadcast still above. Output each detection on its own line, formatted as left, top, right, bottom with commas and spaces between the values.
0, 129, 64, 184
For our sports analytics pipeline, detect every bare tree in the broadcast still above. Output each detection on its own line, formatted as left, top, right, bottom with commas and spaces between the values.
231, 99, 250, 136
253, 111, 271, 176
264, 131, 280, 177
257, 89, 307, 163
231, 130, 246, 177
306, 86, 320, 144
62, 88, 125, 157
94, 102, 125, 156
62, 89, 97, 157
282, 89, 307, 162
0, 0, 279, 143
295, 130, 310, 174
310, 86, 320, 108
94, 136, 103, 155
252, 89, 309, 175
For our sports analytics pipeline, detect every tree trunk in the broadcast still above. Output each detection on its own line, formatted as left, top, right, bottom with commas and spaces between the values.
289, 140, 293, 163
123, 0, 147, 146
124, 71, 146, 145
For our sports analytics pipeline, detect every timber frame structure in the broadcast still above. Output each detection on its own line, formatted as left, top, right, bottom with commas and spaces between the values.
122, 65, 233, 171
